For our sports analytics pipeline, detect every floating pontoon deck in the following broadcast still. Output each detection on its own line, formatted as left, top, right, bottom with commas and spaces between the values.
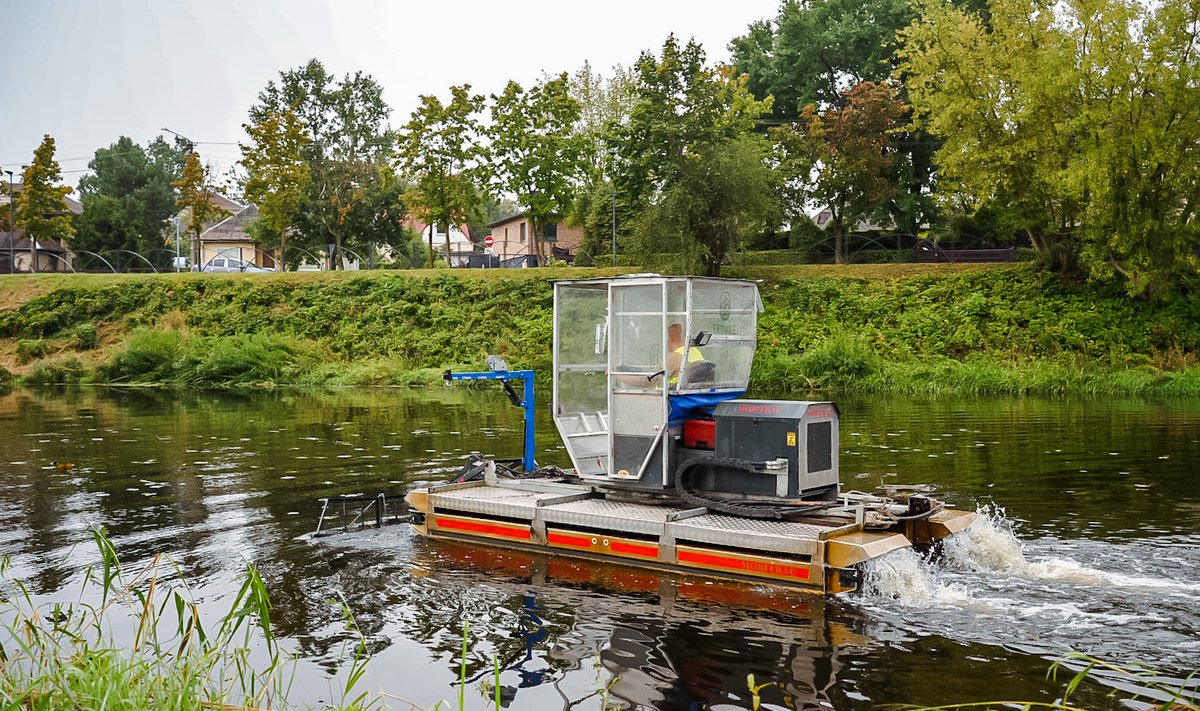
406, 477, 974, 594
403, 275, 977, 594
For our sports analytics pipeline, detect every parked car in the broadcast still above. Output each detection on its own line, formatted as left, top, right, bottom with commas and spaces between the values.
201, 257, 273, 273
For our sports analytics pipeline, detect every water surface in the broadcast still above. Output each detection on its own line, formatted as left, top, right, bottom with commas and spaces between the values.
0, 387, 1196, 709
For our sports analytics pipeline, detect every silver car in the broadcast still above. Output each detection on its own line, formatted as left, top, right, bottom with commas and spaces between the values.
201, 257, 272, 273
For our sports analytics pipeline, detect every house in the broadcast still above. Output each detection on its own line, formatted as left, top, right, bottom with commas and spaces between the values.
486, 213, 583, 265
403, 218, 475, 267
811, 207, 894, 233
0, 183, 82, 273
197, 203, 273, 268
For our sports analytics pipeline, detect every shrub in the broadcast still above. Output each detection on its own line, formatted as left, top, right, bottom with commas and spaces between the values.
106, 329, 185, 382
174, 333, 321, 387
72, 322, 99, 350
15, 338, 48, 364
25, 357, 86, 385
794, 334, 885, 388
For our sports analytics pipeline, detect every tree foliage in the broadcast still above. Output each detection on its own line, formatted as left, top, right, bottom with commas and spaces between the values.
731, 0, 939, 235
16, 135, 75, 247
773, 81, 905, 264
171, 152, 229, 268
613, 36, 775, 274
630, 135, 780, 275
249, 59, 397, 267
74, 136, 183, 260
396, 85, 487, 267
489, 73, 587, 260
730, 0, 916, 117
567, 62, 637, 263
898, 0, 1200, 297
241, 107, 311, 270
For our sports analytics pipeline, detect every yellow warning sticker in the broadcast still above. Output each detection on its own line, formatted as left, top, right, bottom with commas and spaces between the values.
786, 431, 797, 446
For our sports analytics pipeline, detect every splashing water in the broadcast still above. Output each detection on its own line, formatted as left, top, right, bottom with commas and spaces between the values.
860, 505, 1200, 605
941, 505, 1028, 574
940, 507, 1200, 592
859, 547, 973, 605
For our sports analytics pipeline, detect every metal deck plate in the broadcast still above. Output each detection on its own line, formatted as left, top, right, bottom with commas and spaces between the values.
430, 486, 554, 518
539, 498, 672, 536
430, 485, 838, 553
670, 515, 825, 556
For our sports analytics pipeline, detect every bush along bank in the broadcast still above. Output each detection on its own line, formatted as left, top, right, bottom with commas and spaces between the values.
2, 265, 1200, 396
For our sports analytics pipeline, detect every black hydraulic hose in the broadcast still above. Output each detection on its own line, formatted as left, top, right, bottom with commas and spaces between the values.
674, 456, 838, 520
889, 501, 945, 521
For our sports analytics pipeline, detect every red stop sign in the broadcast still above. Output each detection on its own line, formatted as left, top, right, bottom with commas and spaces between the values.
484, 235, 494, 248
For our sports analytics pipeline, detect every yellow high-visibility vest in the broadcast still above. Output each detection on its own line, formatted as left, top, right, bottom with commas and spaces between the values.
669, 346, 705, 386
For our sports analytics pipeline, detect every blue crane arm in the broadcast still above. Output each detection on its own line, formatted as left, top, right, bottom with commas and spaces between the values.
443, 369, 537, 473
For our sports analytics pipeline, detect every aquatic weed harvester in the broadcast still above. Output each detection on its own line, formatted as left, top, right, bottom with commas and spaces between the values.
400, 275, 976, 594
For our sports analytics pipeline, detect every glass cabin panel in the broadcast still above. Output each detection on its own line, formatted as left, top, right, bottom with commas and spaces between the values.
609, 282, 667, 479
677, 282, 759, 391
554, 284, 611, 477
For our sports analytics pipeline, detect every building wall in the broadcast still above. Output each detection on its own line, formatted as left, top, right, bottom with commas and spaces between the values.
488, 217, 583, 262
200, 242, 256, 266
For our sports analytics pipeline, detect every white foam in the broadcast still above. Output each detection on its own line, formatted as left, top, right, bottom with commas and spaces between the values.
859, 548, 972, 606
940, 508, 1200, 593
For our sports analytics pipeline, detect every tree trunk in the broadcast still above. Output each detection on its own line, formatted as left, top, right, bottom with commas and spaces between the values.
443, 220, 452, 267
427, 223, 435, 268
834, 226, 845, 265
280, 231, 287, 272
191, 228, 201, 271
533, 220, 547, 264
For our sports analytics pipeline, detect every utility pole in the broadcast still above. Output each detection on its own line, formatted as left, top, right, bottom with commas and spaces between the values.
22, 165, 35, 273
163, 129, 196, 270
4, 170, 13, 274
610, 152, 618, 268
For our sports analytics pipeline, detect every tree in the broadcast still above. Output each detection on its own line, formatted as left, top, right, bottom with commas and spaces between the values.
897, 0, 1200, 297
396, 85, 488, 267
241, 107, 311, 270
16, 135, 75, 263
731, 0, 939, 235
567, 62, 637, 263
171, 152, 229, 268
772, 81, 905, 264
249, 59, 396, 268
74, 136, 184, 262
489, 73, 588, 261
730, 0, 915, 117
630, 135, 780, 275
611, 36, 774, 274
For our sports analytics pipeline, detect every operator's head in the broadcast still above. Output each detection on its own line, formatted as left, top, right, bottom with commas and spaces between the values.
668, 322, 683, 348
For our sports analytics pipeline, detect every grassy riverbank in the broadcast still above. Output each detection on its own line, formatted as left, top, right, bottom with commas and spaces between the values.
1, 264, 1198, 395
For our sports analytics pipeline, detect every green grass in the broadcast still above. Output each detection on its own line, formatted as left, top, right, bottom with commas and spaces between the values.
0, 528, 309, 710
3, 264, 1200, 395
0, 529, 581, 711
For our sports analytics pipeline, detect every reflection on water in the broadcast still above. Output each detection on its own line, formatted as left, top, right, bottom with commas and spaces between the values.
0, 387, 1197, 709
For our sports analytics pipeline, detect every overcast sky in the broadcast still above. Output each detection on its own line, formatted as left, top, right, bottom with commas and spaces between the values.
0, 0, 779, 189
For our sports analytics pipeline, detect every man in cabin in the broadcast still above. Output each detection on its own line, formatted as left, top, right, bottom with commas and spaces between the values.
666, 322, 704, 387
612, 322, 705, 389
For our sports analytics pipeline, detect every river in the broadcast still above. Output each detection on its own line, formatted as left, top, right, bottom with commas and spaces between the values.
0, 387, 1196, 709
